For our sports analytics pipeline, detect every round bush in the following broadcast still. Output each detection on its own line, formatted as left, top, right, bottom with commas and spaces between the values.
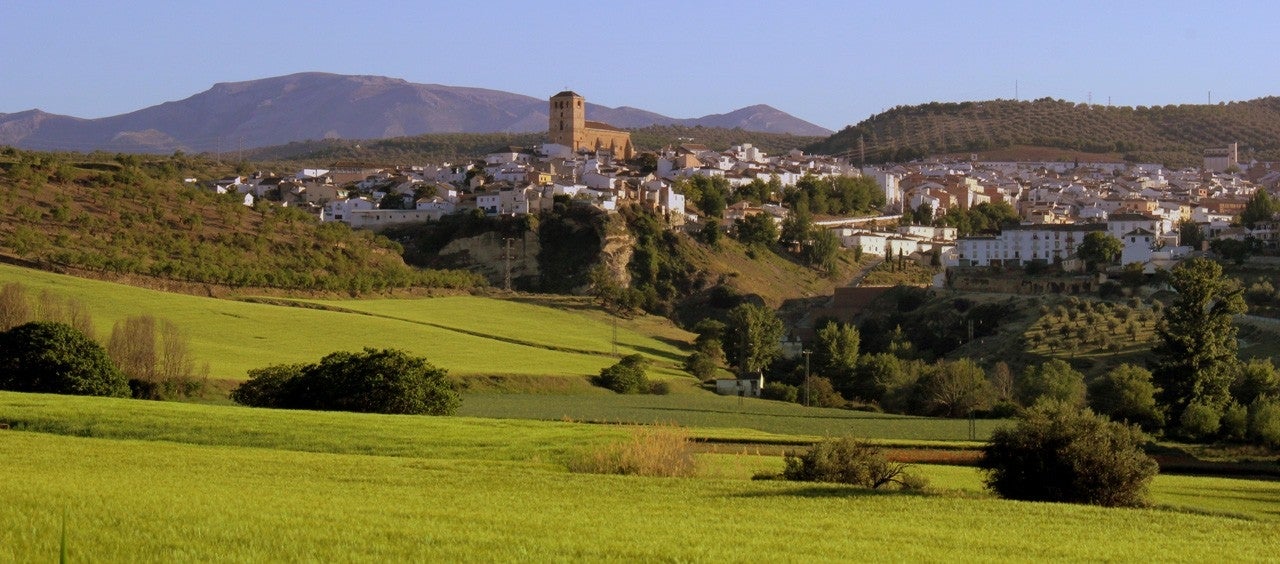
1248, 398, 1280, 447
229, 364, 306, 408
1087, 364, 1164, 431
1221, 402, 1249, 441
1177, 402, 1221, 441
594, 354, 651, 394
782, 437, 920, 490
231, 349, 459, 415
0, 321, 129, 397
980, 401, 1157, 507
761, 382, 799, 403
683, 352, 717, 380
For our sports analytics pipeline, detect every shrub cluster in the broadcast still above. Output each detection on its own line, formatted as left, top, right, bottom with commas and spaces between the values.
980, 402, 1157, 507
594, 354, 663, 394
777, 437, 925, 490
231, 348, 459, 415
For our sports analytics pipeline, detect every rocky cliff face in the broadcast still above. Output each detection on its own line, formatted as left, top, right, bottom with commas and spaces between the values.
438, 231, 541, 288
598, 219, 635, 291
435, 214, 635, 293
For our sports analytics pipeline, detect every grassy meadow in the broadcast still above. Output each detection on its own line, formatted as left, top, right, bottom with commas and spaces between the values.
0, 263, 694, 382
1, 392, 1278, 561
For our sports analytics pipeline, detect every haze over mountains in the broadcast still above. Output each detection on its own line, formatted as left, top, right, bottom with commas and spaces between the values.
0, 73, 832, 154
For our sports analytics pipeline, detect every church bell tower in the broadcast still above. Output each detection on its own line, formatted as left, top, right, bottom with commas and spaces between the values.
549, 90, 585, 150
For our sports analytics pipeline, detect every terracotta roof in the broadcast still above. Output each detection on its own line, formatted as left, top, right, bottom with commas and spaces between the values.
584, 120, 624, 132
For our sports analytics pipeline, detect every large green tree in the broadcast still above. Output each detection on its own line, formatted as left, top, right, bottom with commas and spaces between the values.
914, 359, 992, 417
722, 303, 784, 377
0, 321, 129, 397
1076, 231, 1123, 271
805, 228, 842, 275
1178, 219, 1204, 249
1088, 364, 1164, 431
1240, 188, 1278, 228
1151, 258, 1246, 420
813, 320, 860, 380
1017, 359, 1087, 408
735, 213, 779, 247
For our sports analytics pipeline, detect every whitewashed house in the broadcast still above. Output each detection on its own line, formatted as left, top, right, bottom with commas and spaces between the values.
321, 197, 376, 222
714, 374, 763, 398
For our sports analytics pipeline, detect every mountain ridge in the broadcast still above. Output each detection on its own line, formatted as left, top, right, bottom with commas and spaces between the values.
0, 72, 833, 153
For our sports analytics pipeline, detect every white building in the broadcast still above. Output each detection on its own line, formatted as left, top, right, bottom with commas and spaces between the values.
321, 197, 377, 222
956, 223, 1106, 267
1119, 228, 1157, 266
343, 209, 449, 229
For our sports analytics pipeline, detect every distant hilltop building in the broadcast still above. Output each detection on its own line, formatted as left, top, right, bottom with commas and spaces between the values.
1204, 142, 1239, 172
549, 91, 634, 160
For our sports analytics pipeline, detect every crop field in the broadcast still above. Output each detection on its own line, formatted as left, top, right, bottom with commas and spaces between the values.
460, 393, 1004, 441
0, 264, 693, 382
1, 393, 1277, 561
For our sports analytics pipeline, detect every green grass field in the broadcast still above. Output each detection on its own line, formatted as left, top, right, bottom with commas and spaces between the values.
0, 264, 693, 382
1, 392, 1277, 561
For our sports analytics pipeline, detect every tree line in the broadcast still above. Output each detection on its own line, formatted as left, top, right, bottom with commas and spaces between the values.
679, 258, 1280, 448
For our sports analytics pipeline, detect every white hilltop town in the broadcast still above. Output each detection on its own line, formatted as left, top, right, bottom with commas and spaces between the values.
198, 93, 1280, 281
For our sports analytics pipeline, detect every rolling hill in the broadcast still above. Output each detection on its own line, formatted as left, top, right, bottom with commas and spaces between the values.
0, 73, 832, 153
0, 262, 693, 383
807, 97, 1280, 167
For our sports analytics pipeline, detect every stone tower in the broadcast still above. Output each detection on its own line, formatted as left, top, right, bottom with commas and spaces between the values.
549, 90, 584, 149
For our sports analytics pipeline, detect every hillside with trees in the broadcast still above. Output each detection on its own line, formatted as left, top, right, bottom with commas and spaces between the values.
0, 148, 482, 293
808, 97, 1280, 167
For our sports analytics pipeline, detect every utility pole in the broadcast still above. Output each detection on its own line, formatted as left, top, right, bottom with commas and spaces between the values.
503, 237, 515, 292
802, 349, 812, 407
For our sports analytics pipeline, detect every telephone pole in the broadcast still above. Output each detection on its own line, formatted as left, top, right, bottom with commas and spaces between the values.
503, 237, 515, 292
802, 349, 812, 407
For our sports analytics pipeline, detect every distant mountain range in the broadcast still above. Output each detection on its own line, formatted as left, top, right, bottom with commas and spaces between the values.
0, 73, 832, 153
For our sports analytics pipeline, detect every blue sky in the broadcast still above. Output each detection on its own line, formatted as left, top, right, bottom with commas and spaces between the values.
3, 0, 1277, 131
